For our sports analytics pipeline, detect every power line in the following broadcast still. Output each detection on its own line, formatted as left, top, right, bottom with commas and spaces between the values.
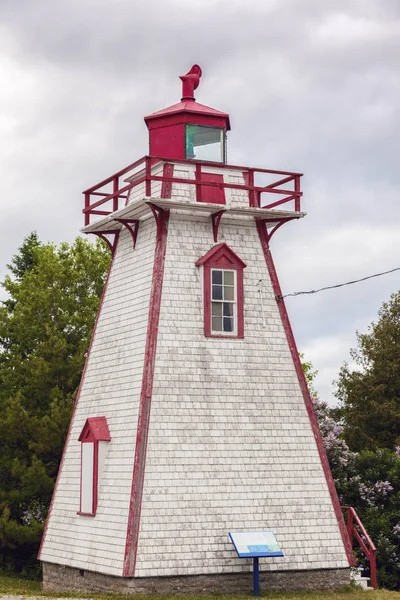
278, 266, 400, 300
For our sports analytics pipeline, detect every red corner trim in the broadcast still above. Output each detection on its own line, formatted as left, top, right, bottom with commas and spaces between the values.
255, 218, 353, 566
38, 249, 116, 560
123, 206, 170, 577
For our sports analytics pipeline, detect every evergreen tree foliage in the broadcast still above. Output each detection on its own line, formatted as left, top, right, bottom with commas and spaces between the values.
7, 232, 41, 281
0, 234, 110, 576
335, 291, 400, 452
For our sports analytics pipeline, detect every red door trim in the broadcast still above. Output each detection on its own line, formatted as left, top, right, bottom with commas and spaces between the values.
123, 207, 170, 577
255, 218, 353, 566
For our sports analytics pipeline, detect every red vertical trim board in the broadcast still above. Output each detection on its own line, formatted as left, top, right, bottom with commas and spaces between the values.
79, 444, 83, 515
123, 207, 170, 577
160, 163, 174, 198
38, 249, 117, 560
92, 441, 99, 515
255, 218, 354, 567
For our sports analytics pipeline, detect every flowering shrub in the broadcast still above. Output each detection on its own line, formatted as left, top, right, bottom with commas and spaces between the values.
21, 501, 46, 526
312, 396, 400, 590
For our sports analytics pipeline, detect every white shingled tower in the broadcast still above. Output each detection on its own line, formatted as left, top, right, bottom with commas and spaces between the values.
39, 66, 352, 593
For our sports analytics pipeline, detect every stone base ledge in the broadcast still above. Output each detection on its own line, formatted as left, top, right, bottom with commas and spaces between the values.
43, 562, 351, 595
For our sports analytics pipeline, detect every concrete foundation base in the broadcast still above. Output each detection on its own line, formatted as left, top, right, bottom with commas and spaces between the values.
42, 562, 351, 594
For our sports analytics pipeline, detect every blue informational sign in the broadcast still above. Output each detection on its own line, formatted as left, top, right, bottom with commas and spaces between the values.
229, 531, 284, 558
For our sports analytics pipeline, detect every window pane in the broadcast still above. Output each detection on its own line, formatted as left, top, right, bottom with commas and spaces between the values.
212, 285, 223, 300
224, 271, 234, 286
224, 286, 234, 301
212, 302, 222, 317
186, 125, 224, 162
212, 317, 223, 331
223, 317, 234, 332
223, 303, 234, 317
212, 270, 223, 284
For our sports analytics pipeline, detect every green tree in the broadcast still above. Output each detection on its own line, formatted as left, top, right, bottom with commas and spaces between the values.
303, 346, 400, 589
7, 232, 41, 281
335, 291, 400, 452
339, 448, 400, 590
0, 234, 110, 576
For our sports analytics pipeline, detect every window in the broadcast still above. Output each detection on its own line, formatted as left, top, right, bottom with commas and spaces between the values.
196, 243, 246, 338
78, 417, 110, 516
211, 269, 236, 333
185, 125, 225, 163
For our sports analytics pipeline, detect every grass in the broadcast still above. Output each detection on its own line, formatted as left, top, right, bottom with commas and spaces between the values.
0, 574, 42, 594
0, 577, 399, 600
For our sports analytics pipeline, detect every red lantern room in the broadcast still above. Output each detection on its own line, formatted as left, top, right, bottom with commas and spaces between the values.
144, 65, 230, 163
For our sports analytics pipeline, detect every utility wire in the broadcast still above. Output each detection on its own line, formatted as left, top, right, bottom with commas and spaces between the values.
277, 266, 400, 301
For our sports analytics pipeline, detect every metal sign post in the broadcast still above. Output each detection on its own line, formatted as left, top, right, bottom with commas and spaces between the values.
253, 557, 259, 596
229, 531, 283, 597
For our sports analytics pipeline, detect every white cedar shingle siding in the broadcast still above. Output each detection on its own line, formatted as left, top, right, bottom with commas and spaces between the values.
41, 169, 348, 578
134, 213, 348, 577
39, 220, 156, 576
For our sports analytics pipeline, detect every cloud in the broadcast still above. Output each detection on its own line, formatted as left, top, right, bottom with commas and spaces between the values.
0, 0, 399, 402
302, 330, 363, 406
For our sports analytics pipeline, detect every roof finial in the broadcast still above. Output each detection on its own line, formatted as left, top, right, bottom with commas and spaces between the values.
180, 65, 202, 101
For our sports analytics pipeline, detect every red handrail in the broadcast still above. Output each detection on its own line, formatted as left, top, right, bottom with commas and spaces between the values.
342, 506, 377, 589
82, 155, 303, 227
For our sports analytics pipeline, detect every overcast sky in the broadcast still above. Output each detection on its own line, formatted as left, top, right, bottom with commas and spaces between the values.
1, 0, 399, 403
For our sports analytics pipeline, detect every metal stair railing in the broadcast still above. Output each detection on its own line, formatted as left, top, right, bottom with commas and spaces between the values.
342, 505, 377, 589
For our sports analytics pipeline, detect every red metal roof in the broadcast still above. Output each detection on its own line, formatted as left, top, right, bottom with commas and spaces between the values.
144, 100, 231, 130
195, 242, 247, 268
78, 416, 111, 442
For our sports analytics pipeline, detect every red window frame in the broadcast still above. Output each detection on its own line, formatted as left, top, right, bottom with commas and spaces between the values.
196, 243, 246, 338
77, 417, 111, 517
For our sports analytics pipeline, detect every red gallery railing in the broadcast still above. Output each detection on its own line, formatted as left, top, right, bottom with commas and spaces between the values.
82, 155, 303, 226
342, 506, 377, 589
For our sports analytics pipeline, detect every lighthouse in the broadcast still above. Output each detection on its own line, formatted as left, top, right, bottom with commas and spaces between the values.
39, 66, 352, 593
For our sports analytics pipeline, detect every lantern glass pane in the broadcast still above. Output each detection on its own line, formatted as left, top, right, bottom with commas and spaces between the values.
186, 125, 225, 163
